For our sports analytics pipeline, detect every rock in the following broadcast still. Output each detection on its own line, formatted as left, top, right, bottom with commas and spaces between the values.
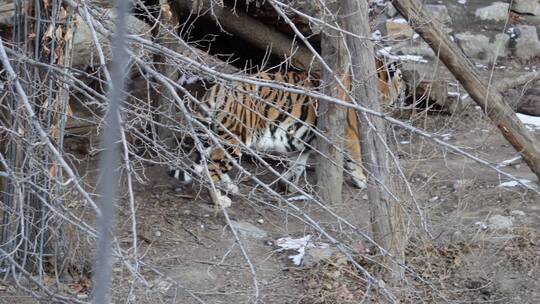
475, 2, 510, 21
394, 41, 436, 59
302, 246, 339, 267
453, 179, 474, 191
511, 0, 538, 15
72, 8, 151, 68
386, 3, 398, 18
510, 210, 526, 217
517, 89, 540, 116
229, 221, 268, 239
425, 4, 452, 25
455, 32, 509, 63
512, 25, 540, 60
386, 18, 414, 39
0, 1, 14, 26
488, 215, 513, 230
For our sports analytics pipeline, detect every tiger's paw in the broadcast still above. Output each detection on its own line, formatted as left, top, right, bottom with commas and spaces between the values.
217, 194, 233, 208
350, 175, 367, 190
224, 182, 240, 195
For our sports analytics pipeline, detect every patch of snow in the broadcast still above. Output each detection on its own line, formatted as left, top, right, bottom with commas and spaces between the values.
392, 17, 408, 24
458, 0, 467, 4
371, 30, 382, 41
400, 141, 410, 144
498, 179, 532, 187
275, 235, 329, 266
440, 133, 452, 141
448, 91, 461, 97
474, 221, 488, 230
516, 113, 540, 130
287, 195, 309, 202
475, 63, 488, 69
378, 47, 428, 63
178, 74, 201, 85
498, 156, 522, 167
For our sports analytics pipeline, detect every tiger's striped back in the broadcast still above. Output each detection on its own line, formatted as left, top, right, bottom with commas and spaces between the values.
170, 60, 406, 207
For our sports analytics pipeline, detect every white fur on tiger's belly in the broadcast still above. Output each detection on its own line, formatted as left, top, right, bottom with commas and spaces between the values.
255, 128, 292, 153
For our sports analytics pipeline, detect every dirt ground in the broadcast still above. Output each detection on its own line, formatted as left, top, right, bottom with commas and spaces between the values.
31, 107, 537, 303
1, 83, 539, 304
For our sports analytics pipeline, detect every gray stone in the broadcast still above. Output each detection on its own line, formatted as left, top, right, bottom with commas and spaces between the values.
0, 1, 14, 26
453, 179, 474, 191
455, 32, 509, 63
229, 221, 268, 239
395, 40, 432, 55
72, 8, 151, 68
386, 3, 398, 18
302, 246, 340, 266
488, 215, 513, 230
510, 210, 526, 217
511, 0, 538, 15
475, 2, 510, 21
386, 18, 414, 39
426, 4, 452, 25
513, 25, 540, 60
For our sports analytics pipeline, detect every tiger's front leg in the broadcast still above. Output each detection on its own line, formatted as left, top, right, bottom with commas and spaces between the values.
206, 147, 241, 207
169, 146, 240, 207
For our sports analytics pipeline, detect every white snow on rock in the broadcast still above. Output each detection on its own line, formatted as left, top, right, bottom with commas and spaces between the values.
516, 113, 540, 131
378, 47, 428, 63
498, 179, 532, 187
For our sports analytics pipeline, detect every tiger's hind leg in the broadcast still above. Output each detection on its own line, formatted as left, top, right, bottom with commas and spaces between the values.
278, 152, 310, 193
344, 109, 367, 189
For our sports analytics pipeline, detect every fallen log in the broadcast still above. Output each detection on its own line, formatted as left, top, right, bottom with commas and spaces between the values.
173, 0, 318, 71
392, 0, 540, 180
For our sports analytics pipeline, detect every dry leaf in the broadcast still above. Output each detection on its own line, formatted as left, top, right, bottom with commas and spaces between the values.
28, 32, 36, 39
43, 0, 50, 9
44, 24, 54, 39
64, 27, 73, 42
48, 164, 58, 178
66, 102, 73, 117
49, 125, 59, 139
161, 4, 173, 20
58, 7, 67, 21
55, 26, 63, 41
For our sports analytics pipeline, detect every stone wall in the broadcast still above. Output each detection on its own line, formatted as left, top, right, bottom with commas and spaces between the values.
378, 0, 540, 63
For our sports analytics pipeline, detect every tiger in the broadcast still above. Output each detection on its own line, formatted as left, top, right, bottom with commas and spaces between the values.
169, 59, 406, 207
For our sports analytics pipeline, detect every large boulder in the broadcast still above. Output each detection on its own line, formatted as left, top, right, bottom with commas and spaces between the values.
455, 32, 509, 63
0, 1, 13, 26
474, 2, 510, 22
511, 0, 538, 15
72, 9, 151, 69
511, 25, 540, 60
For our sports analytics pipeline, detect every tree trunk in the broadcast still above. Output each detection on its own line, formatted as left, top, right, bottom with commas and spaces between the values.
315, 3, 347, 205
392, 0, 540, 181
341, 0, 406, 281
153, 1, 180, 151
